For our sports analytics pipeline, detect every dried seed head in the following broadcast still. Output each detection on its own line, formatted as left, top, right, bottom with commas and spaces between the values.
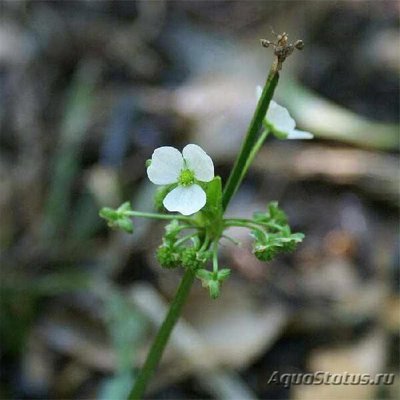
260, 31, 304, 72
260, 39, 272, 48
294, 40, 304, 50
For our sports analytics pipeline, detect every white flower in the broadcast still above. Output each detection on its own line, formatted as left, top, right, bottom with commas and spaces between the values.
256, 86, 313, 140
147, 144, 214, 215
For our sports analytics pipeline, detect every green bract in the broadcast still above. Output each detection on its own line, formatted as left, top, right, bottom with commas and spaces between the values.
196, 268, 231, 299
99, 202, 134, 234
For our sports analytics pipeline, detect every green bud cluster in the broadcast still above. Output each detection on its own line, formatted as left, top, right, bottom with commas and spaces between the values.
99, 187, 305, 300
181, 248, 212, 270
250, 202, 304, 261
156, 244, 181, 269
99, 202, 134, 234
156, 220, 183, 269
156, 220, 211, 271
253, 201, 288, 227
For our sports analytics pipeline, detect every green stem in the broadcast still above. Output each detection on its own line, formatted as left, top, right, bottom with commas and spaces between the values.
225, 217, 283, 231
126, 211, 194, 223
174, 232, 199, 247
221, 234, 241, 246
128, 268, 196, 400
212, 241, 219, 273
242, 129, 270, 178
224, 220, 266, 237
222, 70, 279, 211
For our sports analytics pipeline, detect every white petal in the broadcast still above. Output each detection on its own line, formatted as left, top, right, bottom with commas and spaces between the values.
182, 144, 214, 182
163, 184, 206, 215
287, 129, 314, 140
266, 100, 296, 133
147, 146, 184, 185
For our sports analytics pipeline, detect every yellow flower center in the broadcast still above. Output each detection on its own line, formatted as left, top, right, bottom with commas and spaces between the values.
179, 169, 195, 186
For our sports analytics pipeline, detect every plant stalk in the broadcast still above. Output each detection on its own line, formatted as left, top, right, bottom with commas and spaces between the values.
128, 268, 196, 399
222, 69, 279, 210
127, 61, 279, 400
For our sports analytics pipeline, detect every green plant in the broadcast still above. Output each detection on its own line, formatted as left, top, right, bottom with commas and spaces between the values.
100, 32, 310, 400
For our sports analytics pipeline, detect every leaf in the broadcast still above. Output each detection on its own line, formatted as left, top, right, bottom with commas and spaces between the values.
203, 177, 223, 220
200, 176, 224, 239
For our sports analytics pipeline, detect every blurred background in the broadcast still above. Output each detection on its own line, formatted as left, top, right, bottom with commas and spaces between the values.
0, 1, 399, 399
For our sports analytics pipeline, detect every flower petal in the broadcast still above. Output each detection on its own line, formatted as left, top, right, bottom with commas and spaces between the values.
147, 146, 184, 185
163, 184, 206, 215
287, 129, 314, 139
266, 100, 296, 133
182, 144, 214, 182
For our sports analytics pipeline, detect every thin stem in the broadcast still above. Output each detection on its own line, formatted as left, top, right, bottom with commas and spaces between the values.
221, 234, 241, 246
224, 221, 266, 237
222, 69, 279, 211
241, 128, 270, 180
212, 241, 219, 273
174, 232, 199, 247
225, 217, 283, 231
126, 211, 194, 223
199, 233, 211, 252
127, 268, 196, 400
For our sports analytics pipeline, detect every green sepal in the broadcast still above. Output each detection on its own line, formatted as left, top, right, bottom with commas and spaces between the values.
195, 269, 213, 286
99, 207, 119, 221
208, 280, 220, 299
195, 267, 231, 299
117, 201, 133, 214
217, 268, 231, 282
113, 218, 134, 234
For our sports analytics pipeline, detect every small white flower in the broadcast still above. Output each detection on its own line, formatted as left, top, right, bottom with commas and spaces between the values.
256, 86, 313, 140
147, 144, 214, 215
